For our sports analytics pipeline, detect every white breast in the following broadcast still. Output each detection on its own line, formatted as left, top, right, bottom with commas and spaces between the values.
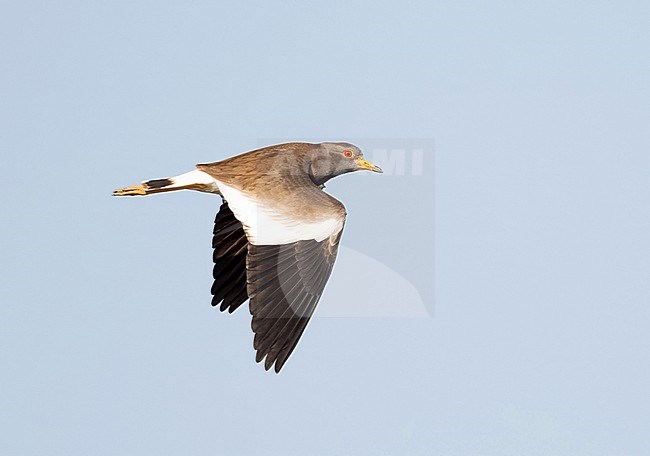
214, 179, 343, 245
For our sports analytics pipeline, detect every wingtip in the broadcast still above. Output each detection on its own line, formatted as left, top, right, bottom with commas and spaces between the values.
253, 348, 285, 373
255, 350, 265, 364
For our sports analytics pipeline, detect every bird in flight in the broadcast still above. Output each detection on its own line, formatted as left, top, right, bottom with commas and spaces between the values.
113, 142, 382, 372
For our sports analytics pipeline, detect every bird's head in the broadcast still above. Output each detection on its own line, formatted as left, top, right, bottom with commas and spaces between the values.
307, 142, 383, 186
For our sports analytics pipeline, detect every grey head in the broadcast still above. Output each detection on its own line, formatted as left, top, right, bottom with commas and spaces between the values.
306, 142, 383, 186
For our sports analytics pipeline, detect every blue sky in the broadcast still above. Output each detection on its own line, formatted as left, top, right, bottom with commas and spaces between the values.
1, 1, 649, 454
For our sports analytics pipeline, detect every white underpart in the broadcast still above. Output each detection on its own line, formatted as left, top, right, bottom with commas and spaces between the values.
214, 179, 343, 245
169, 170, 220, 194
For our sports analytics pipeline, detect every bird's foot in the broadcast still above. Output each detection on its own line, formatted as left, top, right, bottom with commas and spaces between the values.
113, 184, 148, 196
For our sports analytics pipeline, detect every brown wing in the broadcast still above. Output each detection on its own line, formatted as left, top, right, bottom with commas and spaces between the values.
247, 230, 343, 373
211, 201, 249, 313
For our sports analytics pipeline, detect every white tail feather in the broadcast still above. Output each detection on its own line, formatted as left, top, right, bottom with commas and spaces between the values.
113, 169, 220, 196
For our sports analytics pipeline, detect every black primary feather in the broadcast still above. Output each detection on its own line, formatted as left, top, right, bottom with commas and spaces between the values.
247, 232, 342, 373
211, 201, 249, 313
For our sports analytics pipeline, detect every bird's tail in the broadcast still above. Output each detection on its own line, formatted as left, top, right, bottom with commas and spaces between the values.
113, 169, 219, 196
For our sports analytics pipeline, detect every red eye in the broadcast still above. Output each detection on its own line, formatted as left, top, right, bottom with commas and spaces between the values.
343, 150, 354, 158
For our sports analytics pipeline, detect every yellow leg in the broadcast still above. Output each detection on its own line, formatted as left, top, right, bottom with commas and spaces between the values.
113, 184, 148, 196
